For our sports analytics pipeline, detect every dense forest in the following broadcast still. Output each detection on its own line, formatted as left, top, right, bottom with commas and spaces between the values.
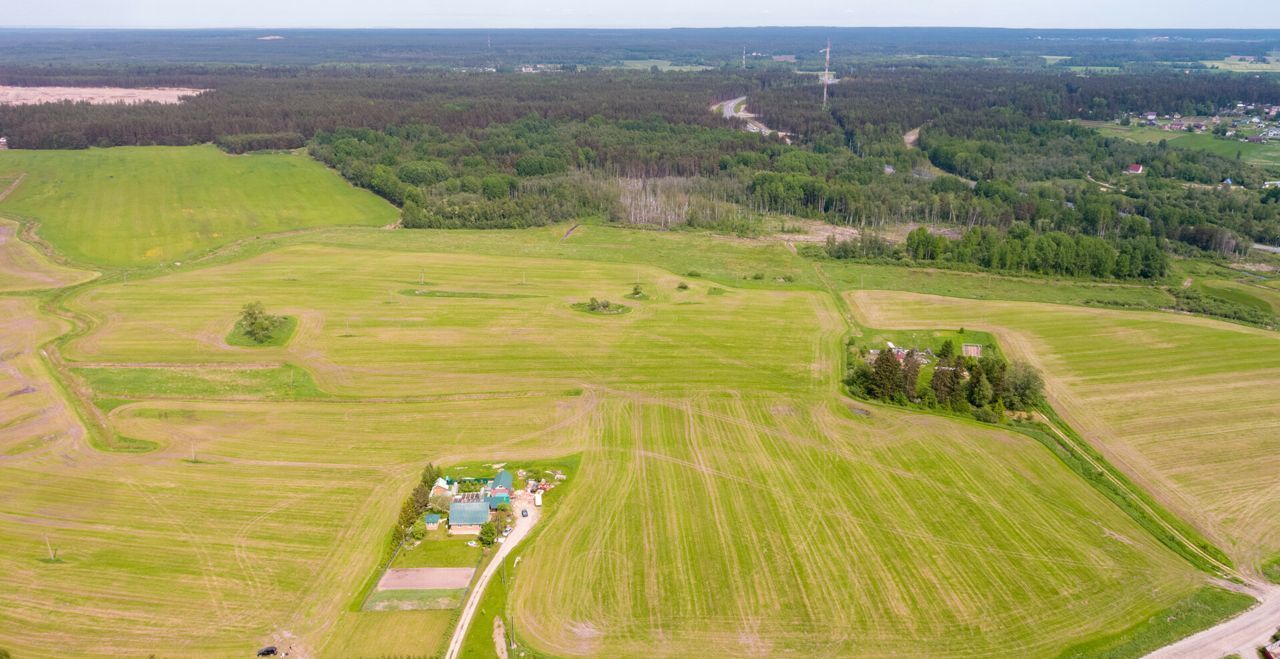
3, 35, 1280, 280
0, 70, 779, 149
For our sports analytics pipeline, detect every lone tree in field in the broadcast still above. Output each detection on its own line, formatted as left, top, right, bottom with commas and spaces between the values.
239, 301, 284, 344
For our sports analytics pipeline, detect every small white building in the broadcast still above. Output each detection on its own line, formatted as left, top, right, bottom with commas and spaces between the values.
0, 136, 8, 150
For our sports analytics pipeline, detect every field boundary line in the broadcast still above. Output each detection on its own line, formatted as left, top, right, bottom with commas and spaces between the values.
1033, 408, 1238, 578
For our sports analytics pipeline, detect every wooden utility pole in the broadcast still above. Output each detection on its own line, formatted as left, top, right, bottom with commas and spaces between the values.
44, 534, 56, 561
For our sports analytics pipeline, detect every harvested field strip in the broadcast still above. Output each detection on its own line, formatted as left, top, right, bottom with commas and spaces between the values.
850, 290, 1280, 572
512, 396, 1202, 656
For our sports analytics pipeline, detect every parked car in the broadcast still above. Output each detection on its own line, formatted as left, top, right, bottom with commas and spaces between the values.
257, 647, 278, 657
521, 508, 529, 518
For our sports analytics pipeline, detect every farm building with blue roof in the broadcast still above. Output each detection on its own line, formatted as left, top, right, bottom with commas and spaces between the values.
448, 495, 490, 534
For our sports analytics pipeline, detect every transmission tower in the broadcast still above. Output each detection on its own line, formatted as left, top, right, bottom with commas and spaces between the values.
822, 38, 831, 109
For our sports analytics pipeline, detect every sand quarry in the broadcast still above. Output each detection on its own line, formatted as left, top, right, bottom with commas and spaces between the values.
0, 85, 205, 106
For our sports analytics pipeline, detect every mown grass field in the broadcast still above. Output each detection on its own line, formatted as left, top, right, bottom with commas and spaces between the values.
852, 290, 1280, 575
0, 145, 397, 267
0, 217, 1234, 657
1081, 120, 1280, 168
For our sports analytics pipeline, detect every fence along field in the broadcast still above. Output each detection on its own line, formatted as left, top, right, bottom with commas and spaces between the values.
851, 290, 1280, 576
0, 220, 1228, 657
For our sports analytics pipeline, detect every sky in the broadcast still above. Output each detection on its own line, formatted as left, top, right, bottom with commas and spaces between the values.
4, 0, 1279, 30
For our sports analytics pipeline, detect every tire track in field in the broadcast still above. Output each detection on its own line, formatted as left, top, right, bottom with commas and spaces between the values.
125, 480, 231, 627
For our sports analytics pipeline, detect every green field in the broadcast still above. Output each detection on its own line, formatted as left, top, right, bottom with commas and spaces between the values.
4, 221, 1231, 657
1081, 121, 1280, 168
1202, 54, 1280, 72
618, 59, 713, 71
0, 145, 1266, 657
0, 145, 398, 267
854, 290, 1280, 574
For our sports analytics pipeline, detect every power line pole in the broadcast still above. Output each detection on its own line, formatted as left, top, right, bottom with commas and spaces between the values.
822, 38, 831, 109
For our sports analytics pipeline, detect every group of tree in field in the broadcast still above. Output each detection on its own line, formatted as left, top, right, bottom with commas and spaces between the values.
583, 298, 621, 313
847, 338, 1045, 423
394, 463, 448, 547
237, 302, 286, 344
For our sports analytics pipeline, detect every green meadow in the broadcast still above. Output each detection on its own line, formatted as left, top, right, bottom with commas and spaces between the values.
0, 144, 1267, 657
0, 145, 397, 267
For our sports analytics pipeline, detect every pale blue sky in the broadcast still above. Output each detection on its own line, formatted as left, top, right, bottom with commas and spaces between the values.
4, 0, 1278, 29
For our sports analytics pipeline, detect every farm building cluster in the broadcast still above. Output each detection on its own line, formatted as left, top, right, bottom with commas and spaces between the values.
865, 340, 982, 367
431, 468, 564, 534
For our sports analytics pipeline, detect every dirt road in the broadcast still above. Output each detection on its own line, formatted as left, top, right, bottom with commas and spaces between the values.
443, 497, 541, 659
712, 96, 790, 143
1146, 580, 1280, 658
903, 126, 922, 149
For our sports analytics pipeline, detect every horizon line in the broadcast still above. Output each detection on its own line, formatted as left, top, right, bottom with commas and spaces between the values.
2, 25, 1280, 32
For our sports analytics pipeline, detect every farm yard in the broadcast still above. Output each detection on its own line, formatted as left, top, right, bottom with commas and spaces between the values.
0, 142, 1271, 657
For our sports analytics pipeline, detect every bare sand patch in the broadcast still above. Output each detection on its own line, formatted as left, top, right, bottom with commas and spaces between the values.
377, 567, 475, 590
0, 85, 206, 106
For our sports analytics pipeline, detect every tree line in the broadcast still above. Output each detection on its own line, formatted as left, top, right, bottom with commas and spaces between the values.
897, 225, 1168, 280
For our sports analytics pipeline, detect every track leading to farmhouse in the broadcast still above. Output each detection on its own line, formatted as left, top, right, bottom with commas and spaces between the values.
444, 498, 540, 659
1146, 581, 1280, 658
